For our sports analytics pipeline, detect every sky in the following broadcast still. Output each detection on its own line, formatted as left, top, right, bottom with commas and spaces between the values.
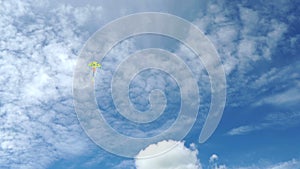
0, 0, 299, 169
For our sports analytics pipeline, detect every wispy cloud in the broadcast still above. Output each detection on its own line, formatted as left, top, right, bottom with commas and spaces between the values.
208, 154, 300, 169
226, 111, 300, 136
255, 87, 300, 107
226, 125, 262, 136
266, 159, 300, 169
233, 159, 300, 169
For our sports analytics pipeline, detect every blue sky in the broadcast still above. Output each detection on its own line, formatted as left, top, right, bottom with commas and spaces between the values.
0, 0, 299, 169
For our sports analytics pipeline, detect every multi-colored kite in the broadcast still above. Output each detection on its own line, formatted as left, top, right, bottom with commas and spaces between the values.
88, 61, 102, 82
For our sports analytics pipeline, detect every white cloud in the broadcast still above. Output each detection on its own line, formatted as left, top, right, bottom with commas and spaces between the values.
195, 2, 289, 75
135, 140, 202, 169
226, 125, 261, 136
255, 87, 300, 106
189, 0, 297, 110
210, 154, 219, 163
0, 1, 106, 168
1, 1, 212, 168
115, 160, 135, 169
227, 111, 300, 136
207, 155, 300, 169
267, 159, 300, 169
233, 159, 300, 169
208, 154, 228, 169
248, 63, 300, 108
1, 0, 298, 168
238, 6, 288, 61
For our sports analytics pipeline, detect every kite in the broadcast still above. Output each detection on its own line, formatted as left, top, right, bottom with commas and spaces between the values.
88, 61, 102, 82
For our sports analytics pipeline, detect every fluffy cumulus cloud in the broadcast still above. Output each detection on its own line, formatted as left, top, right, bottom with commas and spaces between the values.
209, 154, 219, 163
208, 154, 227, 169
135, 140, 201, 169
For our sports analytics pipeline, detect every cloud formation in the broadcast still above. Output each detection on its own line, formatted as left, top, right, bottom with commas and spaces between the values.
227, 111, 300, 135
135, 140, 201, 169
191, 0, 299, 109
1, 0, 299, 168
0, 1, 106, 168
233, 159, 300, 169
209, 154, 227, 169
267, 159, 300, 169
208, 154, 300, 169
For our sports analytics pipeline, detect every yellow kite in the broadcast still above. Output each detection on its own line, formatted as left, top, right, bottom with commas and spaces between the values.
88, 61, 102, 82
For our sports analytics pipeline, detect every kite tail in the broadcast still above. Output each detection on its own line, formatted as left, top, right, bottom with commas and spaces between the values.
93, 68, 96, 77
91, 67, 96, 82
